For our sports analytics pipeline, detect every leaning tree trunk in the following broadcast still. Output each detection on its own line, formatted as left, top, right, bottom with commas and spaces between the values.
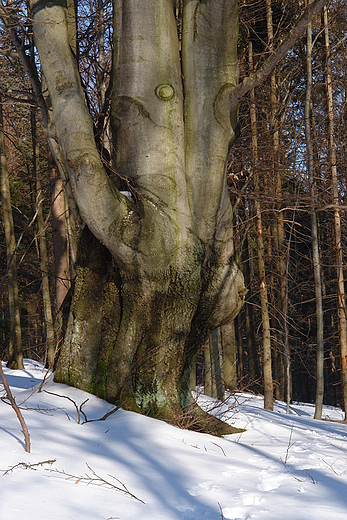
31, 0, 245, 418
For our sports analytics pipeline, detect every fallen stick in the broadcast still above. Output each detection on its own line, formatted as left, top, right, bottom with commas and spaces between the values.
0, 361, 30, 453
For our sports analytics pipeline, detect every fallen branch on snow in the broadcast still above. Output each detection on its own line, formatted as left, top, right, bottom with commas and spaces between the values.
2, 459, 56, 475
0, 361, 30, 453
43, 389, 120, 424
47, 463, 145, 503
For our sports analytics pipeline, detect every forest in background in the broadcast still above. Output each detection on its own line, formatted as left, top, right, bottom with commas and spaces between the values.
1, 0, 347, 416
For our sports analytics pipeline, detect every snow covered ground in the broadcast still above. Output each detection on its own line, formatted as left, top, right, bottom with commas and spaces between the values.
1, 359, 347, 520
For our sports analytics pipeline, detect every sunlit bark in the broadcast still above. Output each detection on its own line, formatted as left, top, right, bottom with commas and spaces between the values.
323, 5, 347, 419
49, 164, 69, 311
30, 0, 245, 416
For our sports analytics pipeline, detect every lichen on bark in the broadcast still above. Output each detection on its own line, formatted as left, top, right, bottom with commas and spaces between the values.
32, 0, 245, 421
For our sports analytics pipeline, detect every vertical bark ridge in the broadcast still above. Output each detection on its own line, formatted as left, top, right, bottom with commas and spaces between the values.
31, 0, 136, 266
182, 0, 239, 246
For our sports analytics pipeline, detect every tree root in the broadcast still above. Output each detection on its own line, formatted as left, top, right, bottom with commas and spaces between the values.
169, 402, 244, 437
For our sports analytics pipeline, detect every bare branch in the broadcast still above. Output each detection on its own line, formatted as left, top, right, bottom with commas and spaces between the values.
229, 0, 328, 111
42, 390, 120, 424
2, 460, 56, 475
0, 195, 43, 294
43, 389, 81, 424
47, 463, 145, 503
0, 362, 31, 453
3, 21, 48, 125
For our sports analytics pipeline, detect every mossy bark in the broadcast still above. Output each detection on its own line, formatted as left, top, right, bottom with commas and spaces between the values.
32, 0, 245, 420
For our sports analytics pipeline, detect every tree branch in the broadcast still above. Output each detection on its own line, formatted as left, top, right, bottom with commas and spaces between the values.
0, 5, 83, 228
4, 22, 48, 125
30, 0, 133, 264
0, 194, 43, 295
229, 0, 328, 112
0, 361, 31, 453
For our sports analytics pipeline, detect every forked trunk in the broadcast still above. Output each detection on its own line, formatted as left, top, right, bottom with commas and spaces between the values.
32, 0, 245, 417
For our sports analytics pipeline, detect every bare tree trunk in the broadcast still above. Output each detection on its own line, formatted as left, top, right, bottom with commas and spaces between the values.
243, 231, 260, 387
96, 0, 112, 155
0, 361, 30, 452
0, 100, 23, 370
30, 0, 245, 417
221, 321, 237, 392
267, 222, 282, 400
284, 209, 296, 413
211, 328, 225, 401
304, 7, 324, 420
204, 338, 213, 397
31, 110, 55, 367
49, 163, 69, 311
249, 42, 273, 410
236, 314, 244, 389
66, 0, 77, 56
255, 198, 273, 410
323, 5, 347, 418
266, 0, 287, 403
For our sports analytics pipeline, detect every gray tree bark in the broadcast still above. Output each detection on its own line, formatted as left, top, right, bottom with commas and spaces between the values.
30, 0, 245, 418
267, 0, 286, 403
243, 232, 260, 387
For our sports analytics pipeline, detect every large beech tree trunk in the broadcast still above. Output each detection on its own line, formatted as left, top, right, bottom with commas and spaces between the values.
31, 0, 245, 417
